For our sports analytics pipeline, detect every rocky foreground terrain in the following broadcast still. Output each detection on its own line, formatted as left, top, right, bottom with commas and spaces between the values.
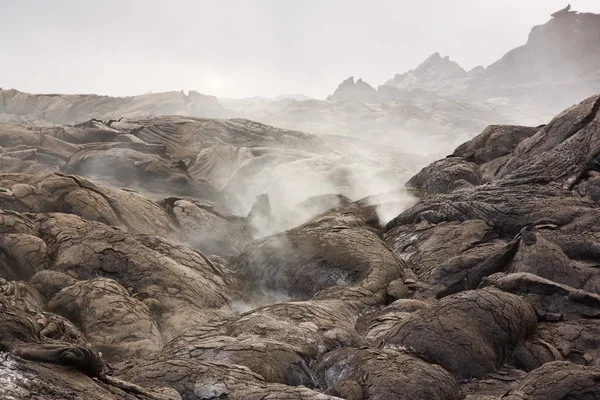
1, 77, 600, 399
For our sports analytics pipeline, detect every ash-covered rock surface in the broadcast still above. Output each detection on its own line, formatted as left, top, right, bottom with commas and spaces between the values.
2, 88, 600, 399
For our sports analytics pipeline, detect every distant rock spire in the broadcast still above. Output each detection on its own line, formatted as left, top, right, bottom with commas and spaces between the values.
551, 4, 573, 18
328, 76, 378, 101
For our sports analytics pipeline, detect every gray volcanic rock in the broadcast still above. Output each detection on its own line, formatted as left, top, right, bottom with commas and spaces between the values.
159, 334, 317, 387
158, 196, 247, 257
372, 93, 600, 396
0, 89, 232, 125
383, 52, 468, 92
316, 347, 460, 400
405, 94, 600, 193
33, 212, 241, 343
388, 95, 600, 304
0, 280, 177, 400
405, 157, 481, 195
120, 357, 343, 400
382, 9, 600, 115
0, 353, 179, 400
233, 201, 407, 302
64, 146, 222, 199
452, 124, 539, 164
384, 218, 512, 297
46, 115, 413, 221
3, 81, 600, 398
482, 272, 600, 320
485, 9, 600, 85
381, 288, 538, 380
328, 77, 379, 102
48, 277, 163, 362
0, 173, 178, 237
0, 173, 246, 258
226, 299, 366, 360
502, 361, 600, 400
537, 319, 600, 364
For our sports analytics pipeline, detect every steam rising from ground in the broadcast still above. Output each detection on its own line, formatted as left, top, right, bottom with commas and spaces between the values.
57, 120, 425, 295
219, 146, 421, 238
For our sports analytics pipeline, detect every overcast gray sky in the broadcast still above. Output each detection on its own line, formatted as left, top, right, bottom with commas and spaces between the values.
3, 0, 599, 98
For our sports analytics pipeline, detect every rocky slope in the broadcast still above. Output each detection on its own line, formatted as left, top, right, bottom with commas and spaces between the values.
1, 90, 600, 398
329, 6, 600, 150
383, 52, 469, 93
383, 7, 600, 106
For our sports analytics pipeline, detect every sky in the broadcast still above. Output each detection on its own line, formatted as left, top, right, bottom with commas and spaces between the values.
2, 0, 600, 99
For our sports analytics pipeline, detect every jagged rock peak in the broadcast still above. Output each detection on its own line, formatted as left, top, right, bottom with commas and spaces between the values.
340, 76, 356, 86
485, 8, 600, 84
420, 51, 444, 64
335, 76, 375, 89
328, 76, 378, 101
551, 4, 574, 18
416, 52, 466, 74
383, 52, 467, 91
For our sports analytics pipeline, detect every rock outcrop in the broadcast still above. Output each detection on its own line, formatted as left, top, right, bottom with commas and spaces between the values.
383, 52, 468, 93
327, 77, 379, 102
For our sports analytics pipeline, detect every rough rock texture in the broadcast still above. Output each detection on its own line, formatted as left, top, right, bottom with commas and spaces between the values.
2, 89, 600, 398
0, 284, 176, 400
233, 202, 407, 302
48, 277, 163, 362
316, 347, 460, 400
33, 212, 241, 343
121, 358, 342, 400
382, 288, 538, 380
502, 361, 600, 400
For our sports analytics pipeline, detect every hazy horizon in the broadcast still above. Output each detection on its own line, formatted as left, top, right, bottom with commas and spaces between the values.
3, 0, 600, 99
